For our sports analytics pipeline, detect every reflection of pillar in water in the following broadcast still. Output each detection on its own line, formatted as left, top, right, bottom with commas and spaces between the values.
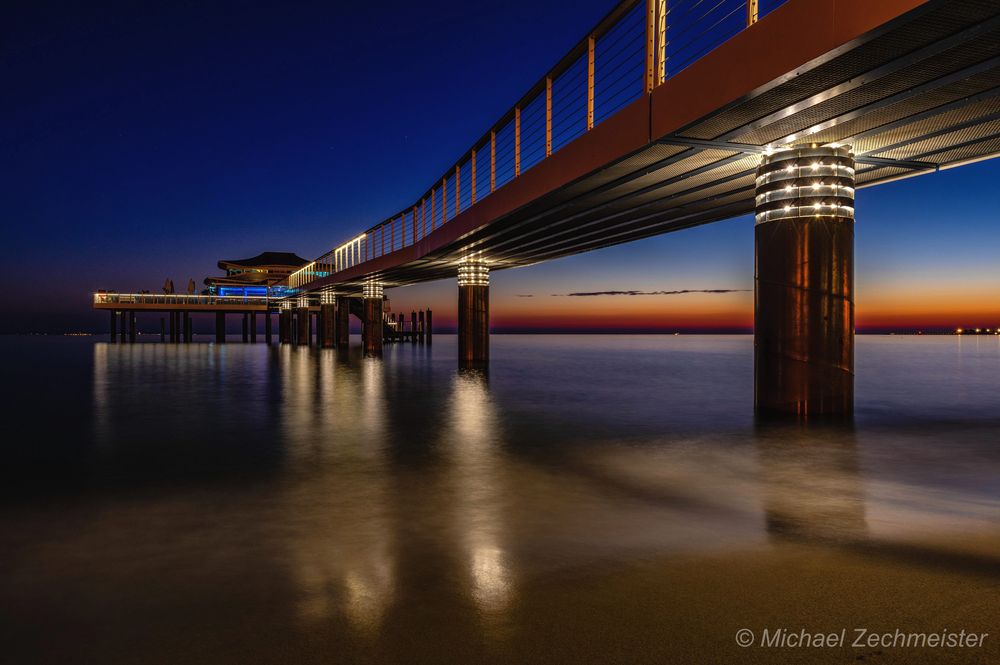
756, 422, 867, 543
448, 370, 510, 615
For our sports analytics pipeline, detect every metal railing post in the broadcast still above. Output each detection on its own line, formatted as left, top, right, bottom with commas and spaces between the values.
587, 35, 595, 130
545, 76, 553, 156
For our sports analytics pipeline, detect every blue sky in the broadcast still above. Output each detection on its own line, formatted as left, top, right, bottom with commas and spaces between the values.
4, 0, 999, 332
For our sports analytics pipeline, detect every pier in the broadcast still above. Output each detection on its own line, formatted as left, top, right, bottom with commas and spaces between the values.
93, 0, 1000, 416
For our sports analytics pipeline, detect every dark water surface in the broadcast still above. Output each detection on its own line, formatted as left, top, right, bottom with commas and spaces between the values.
1, 335, 998, 664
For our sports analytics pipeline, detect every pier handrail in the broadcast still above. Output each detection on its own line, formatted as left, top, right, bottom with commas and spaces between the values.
93, 293, 271, 306
288, 0, 776, 291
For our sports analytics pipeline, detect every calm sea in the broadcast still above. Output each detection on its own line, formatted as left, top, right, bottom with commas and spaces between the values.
2, 335, 998, 664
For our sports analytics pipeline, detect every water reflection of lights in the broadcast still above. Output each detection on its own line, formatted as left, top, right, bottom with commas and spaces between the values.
448, 371, 512, 615
279, 349, 396, 632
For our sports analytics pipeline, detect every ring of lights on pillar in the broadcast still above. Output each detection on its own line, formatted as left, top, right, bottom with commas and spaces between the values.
362, 280, 383, 299
457, 258, 489, 287
755, 145, 855, 225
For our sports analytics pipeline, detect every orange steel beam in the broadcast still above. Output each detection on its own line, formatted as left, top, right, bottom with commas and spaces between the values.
645, 0, 655, 93
490, 130, 496, 192
545, 76, 552, 156
657, 0, 666, 83
587, 36, 595, 130
515, 106, 521, 176
471, 149, 477, 204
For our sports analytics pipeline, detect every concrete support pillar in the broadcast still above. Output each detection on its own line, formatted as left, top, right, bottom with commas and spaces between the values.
296, 307, 310, 346
215, 312, 226, 344
265, 312, 273, 345
754, 145, 855, 417
321, 303, 336, 348
278, 311, 289, 344
110, 311, 118, 343
426, 309, 433, 345
336, 296, 350, 348
242, 312, 249, 343
458, 259, 489, 366
362, 282, 383, 356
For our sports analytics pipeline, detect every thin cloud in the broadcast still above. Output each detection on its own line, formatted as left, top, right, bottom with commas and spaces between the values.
552, 289, 750, 297
516, 294, 535, 297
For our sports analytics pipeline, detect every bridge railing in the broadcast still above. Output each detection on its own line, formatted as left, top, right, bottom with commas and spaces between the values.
93, 293, 271, 306
288, 0, 788, 291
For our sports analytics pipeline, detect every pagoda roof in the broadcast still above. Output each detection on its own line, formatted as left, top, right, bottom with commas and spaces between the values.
217, 252, 309, 269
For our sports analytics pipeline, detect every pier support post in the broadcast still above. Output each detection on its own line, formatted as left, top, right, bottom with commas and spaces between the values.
162, 317, 167, 342
296, 307, 310, 346
242, 312, 249, 343
184, 312, 191, 342
754, 145, 855, 417
426, 309, 433, 345
410, 311, 418, 345
321, 303, 335, 348
215, 312, 226, 344
110, 311, 118, 343
458, 259, 489, 366
129, 312, 137, 343
362, 282, 383, 356
336, 296, 350, 348
265, 312, 273, 345
250, 312, 257, 343
278, 310, 289, 344
418, 310, 425, 344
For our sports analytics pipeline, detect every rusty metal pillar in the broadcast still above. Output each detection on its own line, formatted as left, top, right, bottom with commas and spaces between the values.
279, 310, 290, 344
362, 282, 383, 356
297, 307, 310, 346
215, 312, 226, 344
321, 303, 335, 348
458, 259, 489, 366
336, 296, 350, 348
754, 145, 855, 417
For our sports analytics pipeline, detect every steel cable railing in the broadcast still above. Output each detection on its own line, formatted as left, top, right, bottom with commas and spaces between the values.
285, 0, 789, 292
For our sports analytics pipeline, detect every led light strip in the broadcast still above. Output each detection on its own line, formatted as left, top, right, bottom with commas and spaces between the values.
457, 258, 489, 287
362, 280, 383, 299
754, 145, 855, 225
